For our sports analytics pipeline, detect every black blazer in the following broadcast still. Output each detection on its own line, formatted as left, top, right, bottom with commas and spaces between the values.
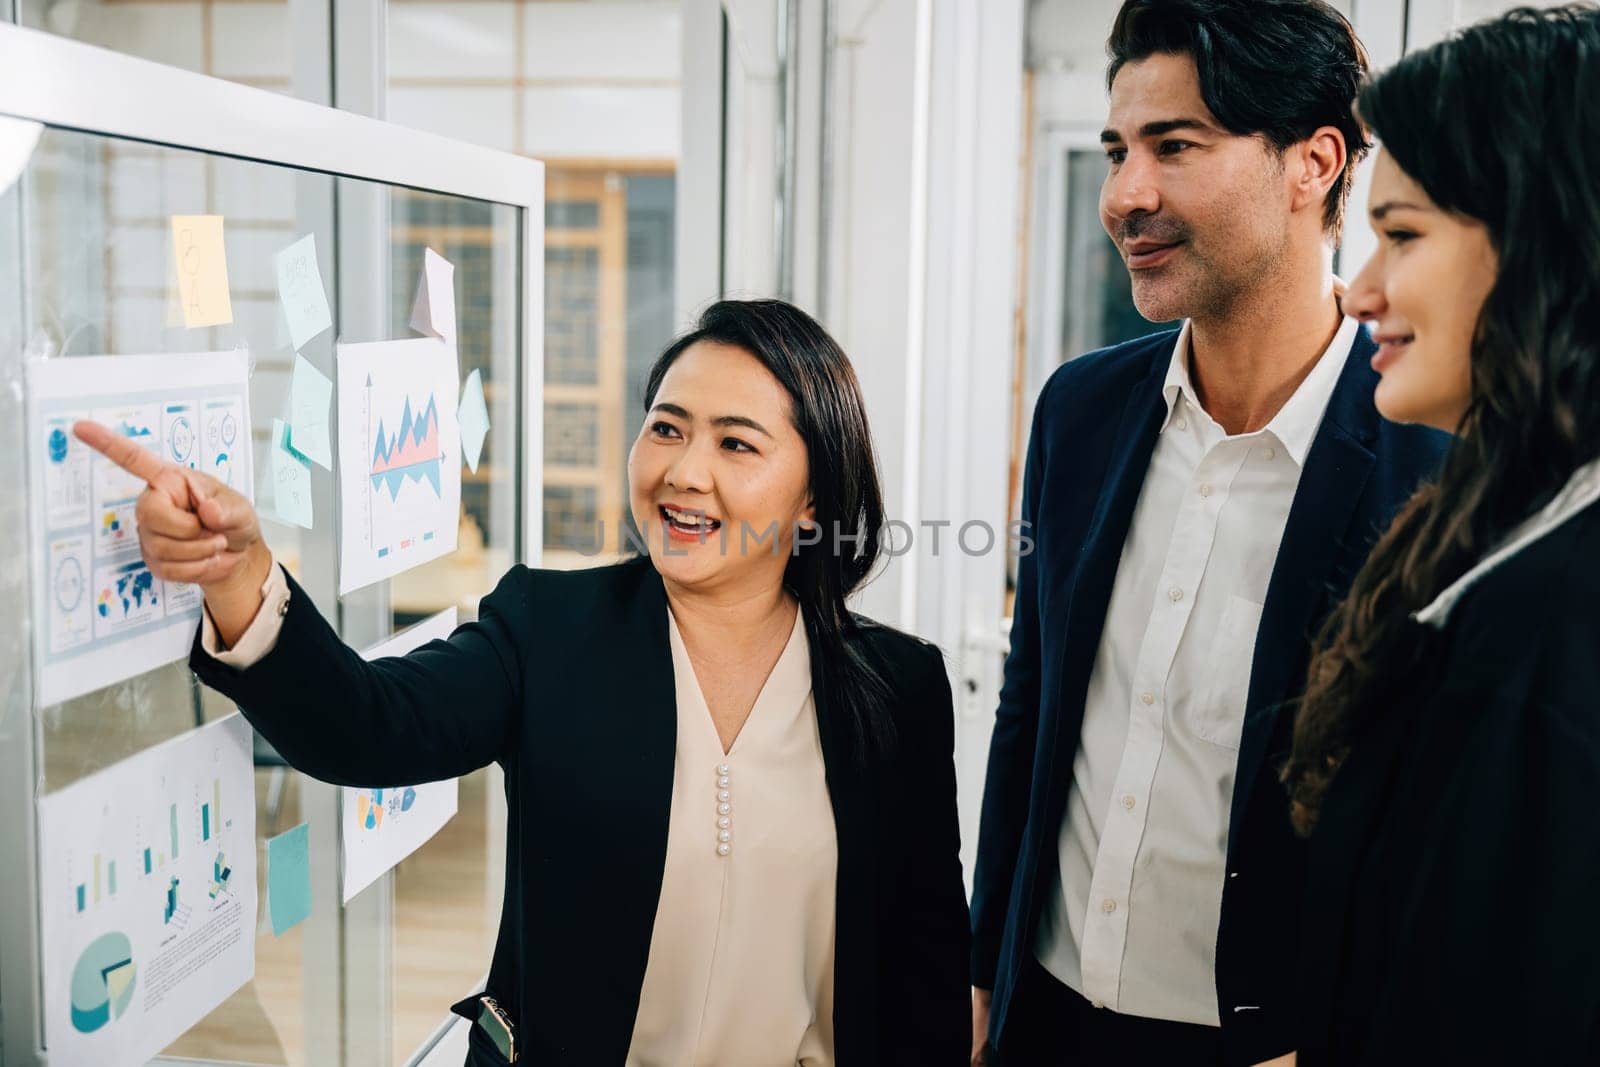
189, 555, 971, 1065
969, 326, 1450, 1064
1296, 496, 1600, 1064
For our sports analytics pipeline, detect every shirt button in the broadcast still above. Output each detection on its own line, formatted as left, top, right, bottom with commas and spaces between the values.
717, 775, 730, 788
1198, 484, 1213, 498
1122, 795, 1136, 810
718, 815, 731, 828
1264, 447, 1277, 461
717, 843, 731, 856
718, 829, 732, 842
717, 762, 730, 775
1141, 692, 1155, 706
1175, 417, 1188, 431
717, 789, 730, 802
1168, 586, 1183, 602
276, 596, 290, 618
1101, 899, 1117, 914
1091, 1001, 1104, 1009
718, 803, 731, 815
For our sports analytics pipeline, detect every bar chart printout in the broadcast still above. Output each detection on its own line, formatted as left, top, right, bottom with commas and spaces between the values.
38, 714, 256, 1067
339, 608, 461, 903
335, 336, 461, 594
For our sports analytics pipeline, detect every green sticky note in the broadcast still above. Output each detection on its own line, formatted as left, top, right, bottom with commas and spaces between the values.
275, 234, 332, 352
288, 355, 333, 470
457, 369, 490, 474
267, 418, 313, 529
266, 822, 312, 937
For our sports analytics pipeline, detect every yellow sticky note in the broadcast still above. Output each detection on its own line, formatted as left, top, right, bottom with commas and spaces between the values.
170, 214, 234, 328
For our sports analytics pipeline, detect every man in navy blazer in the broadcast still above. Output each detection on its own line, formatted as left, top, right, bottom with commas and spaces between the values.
970, 3, 1449, 1065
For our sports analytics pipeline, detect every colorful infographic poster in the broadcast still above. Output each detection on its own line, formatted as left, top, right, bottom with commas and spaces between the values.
26, 353, 254, 706
38, 714, 257, 1067
340, 609, 462, 903
335, 337, 461, 595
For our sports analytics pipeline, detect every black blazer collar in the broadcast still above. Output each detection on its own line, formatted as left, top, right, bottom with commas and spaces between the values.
1231, 327, 1383, 844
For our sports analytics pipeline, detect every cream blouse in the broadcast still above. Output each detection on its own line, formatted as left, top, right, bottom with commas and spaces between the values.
626, 605, 837, 1066
201, 564, 839, 1066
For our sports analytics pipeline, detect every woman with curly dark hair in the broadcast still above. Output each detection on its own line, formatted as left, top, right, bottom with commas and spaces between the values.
1281, 6, 1600, 1063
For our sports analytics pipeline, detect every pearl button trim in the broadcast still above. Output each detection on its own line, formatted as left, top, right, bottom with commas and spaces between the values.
716, 764, 733, 857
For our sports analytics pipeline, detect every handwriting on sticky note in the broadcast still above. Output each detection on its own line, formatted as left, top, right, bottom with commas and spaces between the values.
268, 418, 314, 529
408, 247, 457, 345
267, 822, 313, 937
457, 369, 490, 474
288, 356, 334, 470
275, 234, 333, 352
170, 215, 233, 328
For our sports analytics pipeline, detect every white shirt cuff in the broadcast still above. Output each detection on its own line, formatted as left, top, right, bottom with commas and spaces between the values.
199, 556, 291, 668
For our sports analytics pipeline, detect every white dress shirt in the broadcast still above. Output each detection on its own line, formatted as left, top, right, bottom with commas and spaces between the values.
202, 566, 838, 1065
1034, 314, 1359, 1025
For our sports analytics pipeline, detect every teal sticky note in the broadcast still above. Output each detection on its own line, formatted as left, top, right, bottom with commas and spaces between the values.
457, 369, 490, 474
267, 418, 314, 529
266, 822, 312, 937
275, 234, 333, 352
288, 355, 333, 470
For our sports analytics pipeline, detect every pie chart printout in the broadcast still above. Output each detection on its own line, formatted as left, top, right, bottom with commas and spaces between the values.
70, 931, 136, 1033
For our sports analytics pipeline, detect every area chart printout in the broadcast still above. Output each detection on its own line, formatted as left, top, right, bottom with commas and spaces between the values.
26, 352, 254, 706
336, 336, 461, 594
340, 608, 462, 903
38, 714, 257, 1067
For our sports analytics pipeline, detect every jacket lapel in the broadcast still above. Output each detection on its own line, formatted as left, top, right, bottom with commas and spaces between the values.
1229, 331, 1382, 847
592, 559, 680, 1045
811, 617, 878, 1063
1041, 349, 1170, 834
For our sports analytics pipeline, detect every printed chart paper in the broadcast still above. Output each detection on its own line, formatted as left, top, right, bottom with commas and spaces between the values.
38, 713, 257, 1067
341, 609, 461, 903
26, 353, 254, 706
336, 337, 461, 594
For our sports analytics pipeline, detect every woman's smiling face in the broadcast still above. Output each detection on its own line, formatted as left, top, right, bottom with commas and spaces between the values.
1344, 149, 1499, 433
627, 340, 815, 592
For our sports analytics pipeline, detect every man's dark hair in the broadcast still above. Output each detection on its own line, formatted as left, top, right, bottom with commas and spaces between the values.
1107, 0, 1371, 239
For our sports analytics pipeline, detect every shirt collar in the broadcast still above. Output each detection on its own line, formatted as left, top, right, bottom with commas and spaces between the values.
1413, 457, 1600, 629
1158, 313, 1360, 468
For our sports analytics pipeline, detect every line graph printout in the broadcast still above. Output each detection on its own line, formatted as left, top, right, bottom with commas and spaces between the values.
26, 353, 254, 706
341, 608, 461, 903
38, 713, 256, 1067
336, 337, 461, 594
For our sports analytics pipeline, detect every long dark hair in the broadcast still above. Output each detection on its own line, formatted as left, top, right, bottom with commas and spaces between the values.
1107, 0, 1371, 239
641, 299, 896, 757
1283, 5, 1600, 835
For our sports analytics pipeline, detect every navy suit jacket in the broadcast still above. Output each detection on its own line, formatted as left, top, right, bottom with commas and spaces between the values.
970, 325, 1450, 1064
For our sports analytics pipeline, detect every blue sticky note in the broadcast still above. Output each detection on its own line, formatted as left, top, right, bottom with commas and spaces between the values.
288, 355, 333, 470
457, 369, 490, 474
267, 418, 314, 529
275, 234, 333, 352
266, 822, 312, 937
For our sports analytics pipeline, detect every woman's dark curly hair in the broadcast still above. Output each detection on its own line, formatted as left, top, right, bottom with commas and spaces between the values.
1282, 5, 1600, 835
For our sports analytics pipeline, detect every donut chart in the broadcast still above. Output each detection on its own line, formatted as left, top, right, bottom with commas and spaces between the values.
69, 931, 136, 1034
